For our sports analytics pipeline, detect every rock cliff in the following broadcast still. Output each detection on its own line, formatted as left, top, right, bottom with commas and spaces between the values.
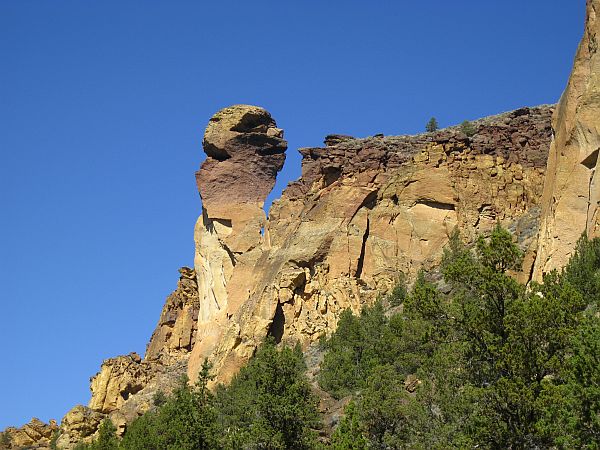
188, 104, 553, 385
533, 0, 600, 277
0, 106, 554, 449
0, 419, 58, 450
12, 4, 600, 440
1, 105, 555, 449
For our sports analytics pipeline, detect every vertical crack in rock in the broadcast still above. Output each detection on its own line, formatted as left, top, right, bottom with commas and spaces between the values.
355, 217, 369, 279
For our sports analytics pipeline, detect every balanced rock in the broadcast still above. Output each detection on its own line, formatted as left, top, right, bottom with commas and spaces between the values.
188, 104, 553, 386
196, 104, 287, 248
189, 105, 288, 382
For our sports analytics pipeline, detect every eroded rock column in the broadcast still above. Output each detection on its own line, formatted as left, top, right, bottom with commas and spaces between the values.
189, 105, 287, 381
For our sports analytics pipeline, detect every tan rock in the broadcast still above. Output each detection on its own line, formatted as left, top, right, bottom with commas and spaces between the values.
145, 267, 200, 361
55, 406, 104, 449
188, 105, 553, 386
533, 0, 600, 278
89, 353, 152, 414
0, 418, 58, 449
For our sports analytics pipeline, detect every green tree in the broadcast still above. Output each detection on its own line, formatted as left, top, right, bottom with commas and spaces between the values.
329, 401, 368, 450
354, 365, 411, 449
318, 302, 404, 399
214, 338, 320, 449
563, 234, 600, 307
425, 117, 439, 132
387, 272, 407, 307
121, 360, 218, 450
324, 227, 600, 448
74, 419, 119, 450
536, 314, 600, 448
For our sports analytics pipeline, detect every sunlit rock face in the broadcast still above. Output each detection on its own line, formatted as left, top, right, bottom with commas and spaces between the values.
0, 418, 58, 449
0, 103, 555, 449
533, 0, 600, 278
188, 104, 553, 386
189, 105, 288, 382
145, 266, 200, 362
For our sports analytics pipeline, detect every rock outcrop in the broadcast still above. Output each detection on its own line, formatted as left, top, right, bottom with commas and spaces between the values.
0, 418, 58, 449
189, 105, 288, 383
145, 267, 200, 361
188, 105, 554, 385
0, 104, 555, 449
88, 353, 153, 414
53, 406, 104, 449
533, 0, 600, 277
12, 1, 600, 441
43, 268, 199, 448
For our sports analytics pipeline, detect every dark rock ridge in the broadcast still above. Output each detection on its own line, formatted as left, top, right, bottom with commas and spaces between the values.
286, 106, 553, 200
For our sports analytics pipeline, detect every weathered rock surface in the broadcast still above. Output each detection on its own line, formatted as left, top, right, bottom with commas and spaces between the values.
0, 418, 58, 449
188, 105, 554, 385
0, 104, 555, 449
37, 269, 198, 449
24, 28, 600, 442
145, 267, 200, 361
189, 105, 288, 382
54, 406, 104, 449
88, 352, 153, 414
533, 0, 600, 278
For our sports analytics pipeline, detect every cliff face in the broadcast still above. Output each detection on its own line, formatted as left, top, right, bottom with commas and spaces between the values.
534, 0, 600, 277
0, 106, 554, 449
188, 105, 553, 385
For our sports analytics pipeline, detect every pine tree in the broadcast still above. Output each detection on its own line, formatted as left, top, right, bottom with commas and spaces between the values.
425, 117, 438, 132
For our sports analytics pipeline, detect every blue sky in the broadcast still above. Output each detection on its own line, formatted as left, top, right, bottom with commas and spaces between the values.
0, 0, 584, 429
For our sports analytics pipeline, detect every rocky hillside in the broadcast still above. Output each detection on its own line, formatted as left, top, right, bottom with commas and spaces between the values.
2, 105, 554, 450
5, 1, 600, 447
187, 104, 553, 388
0, 104, 554, 449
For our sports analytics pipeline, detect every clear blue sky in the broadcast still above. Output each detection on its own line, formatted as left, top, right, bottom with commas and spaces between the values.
0, 0, 584, 429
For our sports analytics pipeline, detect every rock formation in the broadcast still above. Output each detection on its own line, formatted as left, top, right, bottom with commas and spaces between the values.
145, 267, 200, 361
187, 104, 554, 385
0, 104, 556, 449
0, 103, 556, 449
189, 104, 288, 383
533, 0, 600, 277
28, 268, 199, 449
0, 418, 58, 450
19, 9, 600, 438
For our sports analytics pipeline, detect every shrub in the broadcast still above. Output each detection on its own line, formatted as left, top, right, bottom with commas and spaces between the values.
460, 120, 477, 137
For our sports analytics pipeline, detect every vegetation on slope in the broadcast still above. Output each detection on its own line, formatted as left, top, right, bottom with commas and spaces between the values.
323, 226, 600, 448
77, 226, 600, 449
77, 340, 319, 450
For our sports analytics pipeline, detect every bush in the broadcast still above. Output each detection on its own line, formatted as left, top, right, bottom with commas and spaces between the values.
121, 362, 217, 450
318, 303, 403, 399
460, 120, 477, 137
